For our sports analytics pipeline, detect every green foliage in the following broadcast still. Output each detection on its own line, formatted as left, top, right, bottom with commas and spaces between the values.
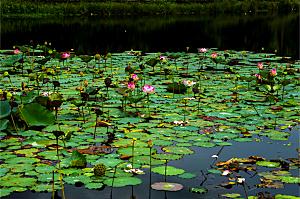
69, 151, 87, 168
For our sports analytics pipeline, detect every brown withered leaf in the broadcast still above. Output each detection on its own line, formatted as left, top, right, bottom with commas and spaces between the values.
270, 106, 283, 111
68, 146, 112, 155
257, 178, 284, 189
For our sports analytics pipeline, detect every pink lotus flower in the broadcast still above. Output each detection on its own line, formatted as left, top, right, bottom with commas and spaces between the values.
131, 74, 139, 81
61, 52, 70, 60
211, 52, 218, 59
142, 84, 155, 94
222, 170, 231, 176
198, 48, 207, 53
160, 56, 167, 61
257, 62, 263, 69
127, 82, 135, 90
254, 74, 262, 80
270, 68, 277, 76
13, 49, 21, 54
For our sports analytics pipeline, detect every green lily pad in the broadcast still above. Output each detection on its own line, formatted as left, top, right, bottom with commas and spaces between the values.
280, 176, 300, 184
85, 182, 104, 189
92, 158, 123, 168
189, 186, 208, 194
222, 193, 241, 198
152, 166, 185, 176
152, 153, 183, 161
162, 146, 194, 155
178, 172, 197, 179
103, 176, 142, 187
274, 194, 300, 199
256, 161, 280, 168
0, 175, 37, 187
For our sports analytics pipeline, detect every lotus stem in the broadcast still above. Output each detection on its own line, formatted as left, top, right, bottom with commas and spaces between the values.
164, 160, 168, 182
52, 171, 55, 199
59, 173, 66, 199
82, 106, 85, 123
10, 114, 18, 135
147, 94, 150, 118
132, 139, 136, 168
242, 182, 249, 199
94, 115, 98, 139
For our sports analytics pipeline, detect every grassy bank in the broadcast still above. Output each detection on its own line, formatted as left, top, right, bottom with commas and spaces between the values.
1, 0, 299, 16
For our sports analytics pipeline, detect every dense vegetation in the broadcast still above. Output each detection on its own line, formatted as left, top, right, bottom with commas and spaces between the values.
1, 0, 299, 16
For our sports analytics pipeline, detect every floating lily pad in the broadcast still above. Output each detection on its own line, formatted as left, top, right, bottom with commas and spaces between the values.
178, 172, 197, 179
85, 182, 104, 189
151, 182, 183, 191
103, 176, 142, 187
162, 146, 194, 155
256, 161, 280, 168
221, 193, 241, 198
189, 186, 208, 194
152, 166, 185, 176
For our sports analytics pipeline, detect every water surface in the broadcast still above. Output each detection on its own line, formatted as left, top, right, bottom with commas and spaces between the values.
1, 14, 299, 59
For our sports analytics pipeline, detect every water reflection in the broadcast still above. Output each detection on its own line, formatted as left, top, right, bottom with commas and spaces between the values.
1, 14, 299, 58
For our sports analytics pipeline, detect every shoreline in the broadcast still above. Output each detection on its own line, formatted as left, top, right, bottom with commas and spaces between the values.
1, 1, 299, 17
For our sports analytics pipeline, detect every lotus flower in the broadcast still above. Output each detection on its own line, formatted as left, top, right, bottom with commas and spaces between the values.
131, 74, 139, 81
183, 80, 196, 87
211, 52, 218, 59
237, 178, 245, 184
254, 74, 262, 80
127, 82, 135, 90
222, 170, 231, 176
142, 84, 155, 94
270, 68, 277, 76
257, 62, 263, 70
198, 48, 207, 53
13, 49, 21, 54
61, 52, 70, 60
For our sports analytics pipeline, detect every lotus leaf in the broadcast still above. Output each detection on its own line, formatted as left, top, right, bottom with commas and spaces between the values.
189, 186, 208, 194
178, 172, 197, 179
152, 153, 182, 161
152, 166, 185, 176
85, 182, 104, 189
256, 161, 280, 168
63, 175, 91, 185
19, 103, 55, 127
92, 158, 123, 168
280, 176, 300, 184
162, 146, 194, 155
103, 176, 142, 187
151, 182, 183, 191
0, 101, 11, 119
221, 193, 241, 198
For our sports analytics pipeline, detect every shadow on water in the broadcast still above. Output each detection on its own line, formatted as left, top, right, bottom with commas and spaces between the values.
0, 14, 299, 59
5, 126, 299, 199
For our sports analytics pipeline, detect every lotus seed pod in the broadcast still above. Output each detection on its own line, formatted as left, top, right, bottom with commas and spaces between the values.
94, 163, 106, 176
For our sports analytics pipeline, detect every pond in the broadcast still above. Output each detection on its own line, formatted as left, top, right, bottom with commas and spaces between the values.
1, 14, 299, 59
0, 14, 299, 199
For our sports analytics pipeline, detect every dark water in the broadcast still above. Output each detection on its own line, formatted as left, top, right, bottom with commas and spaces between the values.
0, 14, 299, 59
5, 126, 300, 199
